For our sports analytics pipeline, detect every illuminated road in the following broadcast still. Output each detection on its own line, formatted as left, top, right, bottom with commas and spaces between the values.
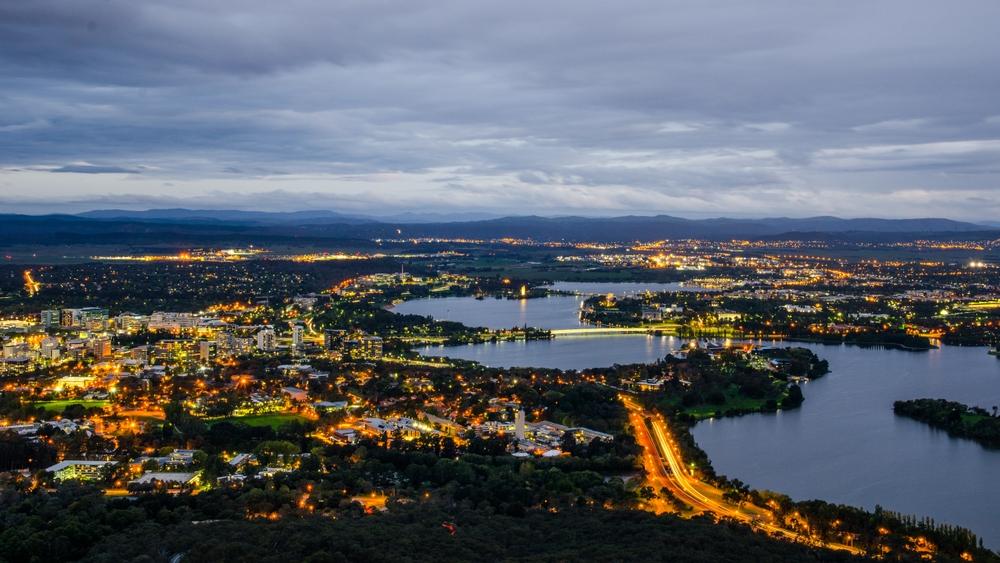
23, 270, 40, 296
550, 324, 679, 336
622, 395, 862, 556
552, 327, 651, 336
117, 409, 165, 419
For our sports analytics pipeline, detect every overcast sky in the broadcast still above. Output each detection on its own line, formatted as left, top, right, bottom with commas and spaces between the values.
2, 0, 999, 219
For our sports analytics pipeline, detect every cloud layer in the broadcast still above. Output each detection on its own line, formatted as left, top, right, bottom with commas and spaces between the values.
1, 0, 999, 219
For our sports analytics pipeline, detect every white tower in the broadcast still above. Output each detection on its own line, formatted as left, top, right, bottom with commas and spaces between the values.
515, 409, 526, 441
256, 327, 276, 352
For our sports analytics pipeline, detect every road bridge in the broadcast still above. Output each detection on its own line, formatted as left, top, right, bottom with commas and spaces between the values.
549, 324, 680, 336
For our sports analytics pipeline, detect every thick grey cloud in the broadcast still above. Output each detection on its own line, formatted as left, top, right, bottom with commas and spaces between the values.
1, 0, 999, 219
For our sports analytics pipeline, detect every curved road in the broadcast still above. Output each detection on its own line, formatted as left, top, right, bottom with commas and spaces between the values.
622, 395, 862, 556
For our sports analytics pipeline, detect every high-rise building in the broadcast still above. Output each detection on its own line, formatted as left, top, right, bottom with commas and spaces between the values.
60, 309, 77, 327
215, 331, 235, 355
152, 339, 195, 363
345, 335, 382, 360
61, 308, 109, 330
114, 313, 146, 333
79, 308, 109, 331
256, 327, 276, 352
234, 337, 254, 356
40, 309, 60, 328
291, 324, 304, 349
362, 336, 383, 360
199, 340, 214, 362
130, 345, 149, 363
40, 337, 60, 360
92, 338, 113, 360
515, 409, 526, 441
147, 312, 199, 332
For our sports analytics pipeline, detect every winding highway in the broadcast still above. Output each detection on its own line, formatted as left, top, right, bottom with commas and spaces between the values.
621, 395, 862, 556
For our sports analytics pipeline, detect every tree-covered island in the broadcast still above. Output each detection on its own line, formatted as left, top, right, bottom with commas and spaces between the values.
894, 399, 1000, 448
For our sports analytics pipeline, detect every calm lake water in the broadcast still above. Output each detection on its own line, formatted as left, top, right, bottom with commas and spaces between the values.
693, 342, 1000, 549
399, 286, 1000, 548
392, 281, 706, 330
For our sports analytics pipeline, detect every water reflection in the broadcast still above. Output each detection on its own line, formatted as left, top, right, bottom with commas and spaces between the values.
401, 290, 1000, 548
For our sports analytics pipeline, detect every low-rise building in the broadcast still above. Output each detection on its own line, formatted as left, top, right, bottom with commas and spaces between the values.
129, 471, 200, 490
46, 460, 116, 481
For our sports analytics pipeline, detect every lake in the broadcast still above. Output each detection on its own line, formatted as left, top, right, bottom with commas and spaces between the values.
393, 294, 589, 330
398, 285, 1000, 548
392, 281, 708, 331
693, 342, 1000, 550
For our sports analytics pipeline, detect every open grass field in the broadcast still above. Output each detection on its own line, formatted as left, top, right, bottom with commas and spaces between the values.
207, 413, 309, 428
33, 399, 110, 413
661, 386, 775, 420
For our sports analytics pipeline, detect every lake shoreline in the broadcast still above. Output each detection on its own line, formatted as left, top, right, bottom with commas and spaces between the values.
394, 289, 1000, 549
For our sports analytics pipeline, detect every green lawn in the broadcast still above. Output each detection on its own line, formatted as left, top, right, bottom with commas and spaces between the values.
960, 412, 991, 426
32, 399, 109, 413
682, 395, 769, 419
207, 413, 309, 429
662, 386, 775, 420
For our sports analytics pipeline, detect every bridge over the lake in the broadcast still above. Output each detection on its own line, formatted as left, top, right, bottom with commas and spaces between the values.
549, 324, 680, 336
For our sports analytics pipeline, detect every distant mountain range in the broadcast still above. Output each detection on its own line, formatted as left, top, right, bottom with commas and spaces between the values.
77, 209, 991, 233
353, 214, 990, 241
0, 210, 994, 246
78, 208, 375, 225
78, 208, 502, 225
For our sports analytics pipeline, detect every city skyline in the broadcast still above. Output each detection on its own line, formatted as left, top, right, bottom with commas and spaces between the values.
3, 1, 1000, 220
5, 3, 1000, 562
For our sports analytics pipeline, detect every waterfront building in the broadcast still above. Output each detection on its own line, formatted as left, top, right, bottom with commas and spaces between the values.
641, 307, 663, 321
